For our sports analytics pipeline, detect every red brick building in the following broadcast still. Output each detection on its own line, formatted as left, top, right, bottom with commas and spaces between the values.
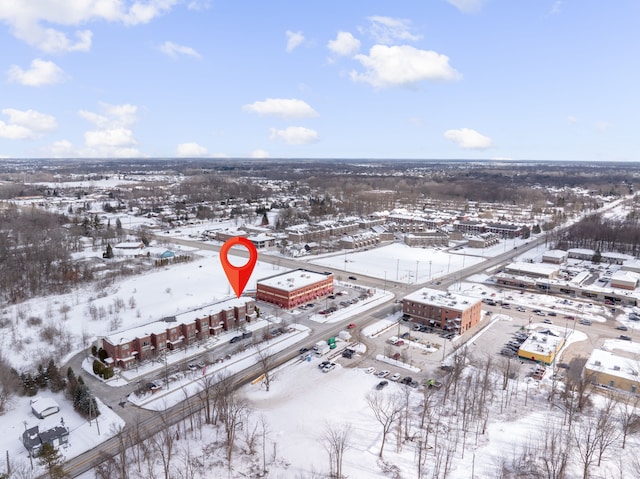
100, 298, 256, 369
402, 288, 482, 334
256, 269, 333, 309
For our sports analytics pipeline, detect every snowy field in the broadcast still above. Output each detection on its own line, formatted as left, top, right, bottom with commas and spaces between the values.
0, 247, 287, 371
307, 239, 535, 284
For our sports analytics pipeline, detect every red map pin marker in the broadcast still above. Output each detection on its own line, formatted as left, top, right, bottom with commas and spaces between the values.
219, 237, 258, 298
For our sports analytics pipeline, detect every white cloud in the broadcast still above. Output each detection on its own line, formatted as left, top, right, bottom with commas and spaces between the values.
176, 142, 208, 157
286, 30, 304, 52
243, 98, 318, 119
0, 108, 57, 139
550, 1, 563, 15
7, 58, 66, 86
351, 45, 461, 88
269, 127, 319, 145
567, 115, 577, 125
447, 0, 486, 14
77, 102, 141, 157
159, 41, 201, 59
595, 121, 611, 132
363, 16, 422, 45
0, 0, 177, 52
444, 128, 493, 149
328, 31, 361, 57
47, 140, 76, 157
250, 149, 270, 159
85, 128, 137, 148
187, 1, 212, 11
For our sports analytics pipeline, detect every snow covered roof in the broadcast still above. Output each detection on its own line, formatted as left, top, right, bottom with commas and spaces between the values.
257, 269, 332, 291
586, 349, 640, 383
543, 249, 567, 259
505, 262, 560, 276
30, 397, 60, 418
403, 288, 480, 311
519, 330, 564, 357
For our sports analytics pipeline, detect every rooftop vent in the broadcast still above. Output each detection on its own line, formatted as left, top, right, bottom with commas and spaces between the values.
613, 365, 621, 371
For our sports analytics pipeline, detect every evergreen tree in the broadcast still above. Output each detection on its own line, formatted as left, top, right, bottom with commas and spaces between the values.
47, 360, 65, 392
104, 243, 114, 259
37, 443, 65, 479
115, 217, 122, 230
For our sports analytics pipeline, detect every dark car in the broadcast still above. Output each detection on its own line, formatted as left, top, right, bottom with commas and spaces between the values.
375, 380, 389, 390
616, 325, 629, 331
348, 276, 357, 280
229, 336, 242, 343
619, 335, 632, 341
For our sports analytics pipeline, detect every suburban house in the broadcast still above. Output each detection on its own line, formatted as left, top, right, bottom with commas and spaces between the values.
22, 423, 70, 457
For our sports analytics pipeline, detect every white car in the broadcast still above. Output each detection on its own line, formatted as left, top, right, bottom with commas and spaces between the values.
364, 367, 376, 374
390, 373, 401, 382
377, 370, 390, 378
322, 362, 336, 373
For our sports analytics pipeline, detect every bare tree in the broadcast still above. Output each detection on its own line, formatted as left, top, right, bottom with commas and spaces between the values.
617, 393, 640, 449
366, 392, 403, 458
221, 392, 248, 466
594, 395, 620, 467
539, 418, 570, 479
321, 422, 352, 478
150, 423, 175, 479
254, 345, 276, 392
196, 373, 217, 424
573, 415, 599, 479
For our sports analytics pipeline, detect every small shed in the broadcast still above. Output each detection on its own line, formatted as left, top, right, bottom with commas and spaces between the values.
30, 397, 60, 419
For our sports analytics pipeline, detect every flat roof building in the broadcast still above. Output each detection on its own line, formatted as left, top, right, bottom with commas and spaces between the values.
517, 328, 564, 365
585, 348, 640, 394
402, 288, 482, 334
256, 269, 333, 309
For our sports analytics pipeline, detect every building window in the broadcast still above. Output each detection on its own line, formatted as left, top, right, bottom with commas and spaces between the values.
609, 380, 615, 388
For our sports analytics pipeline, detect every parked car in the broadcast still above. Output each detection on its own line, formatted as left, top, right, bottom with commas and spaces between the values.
229, 335, 242, 343
619, 335, 632, 341
376, 380, 389, 390
376, 370, 390, 378
318, 360, 331, 369
616, 325, 629, 331
347, 323, 356, 329
364, 367, 376, 374
348, 276, 357, 280
543, 319, 553, 324
322, 362, 336, 373
390, 373, 401, 381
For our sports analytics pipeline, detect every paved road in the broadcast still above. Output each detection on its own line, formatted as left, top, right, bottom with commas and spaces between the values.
58, 225, 594, 477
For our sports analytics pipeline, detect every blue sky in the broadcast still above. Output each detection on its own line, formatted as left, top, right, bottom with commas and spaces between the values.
0, 0, 638, 161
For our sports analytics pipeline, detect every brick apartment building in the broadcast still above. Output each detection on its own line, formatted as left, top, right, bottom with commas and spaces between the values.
256, 269, 333, 309
100, 298, 256, 369
402, 288, 482, 334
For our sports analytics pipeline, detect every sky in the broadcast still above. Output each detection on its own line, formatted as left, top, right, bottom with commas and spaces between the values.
0, 0, 638, 162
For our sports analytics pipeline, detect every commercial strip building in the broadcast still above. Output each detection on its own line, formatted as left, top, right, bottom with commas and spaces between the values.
256, 268, 334, 309
401, 287, 482, 334
517, 329, 565, 365
584, 348, 640, 394
100, 298, 256, 369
